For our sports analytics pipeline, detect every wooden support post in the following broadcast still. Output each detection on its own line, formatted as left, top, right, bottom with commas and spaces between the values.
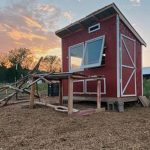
97, 79, 101, 109
59, 80, 63, 105
68, 77, 73, 115
15, 82, 18, 100
30, 79, 35, 109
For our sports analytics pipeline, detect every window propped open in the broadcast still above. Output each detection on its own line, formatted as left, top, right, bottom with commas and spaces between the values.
69, 43, 84, 72
83, 35, 105, 68
69, 35, 105, 72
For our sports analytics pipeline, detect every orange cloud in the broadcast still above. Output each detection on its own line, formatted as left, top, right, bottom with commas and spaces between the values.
8, 29, 47, 41
0, 24, 7, 32
22, 16, 42, 29
0, 0, 61, 60
31, 47, 61, 60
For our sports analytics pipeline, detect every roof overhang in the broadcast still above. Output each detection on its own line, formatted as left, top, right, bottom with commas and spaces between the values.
55, 3, 146, 47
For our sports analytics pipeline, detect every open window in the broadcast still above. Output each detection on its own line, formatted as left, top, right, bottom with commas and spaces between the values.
69, 35, 105, 72
69, 43, 84, 72
83, 36, 105, 68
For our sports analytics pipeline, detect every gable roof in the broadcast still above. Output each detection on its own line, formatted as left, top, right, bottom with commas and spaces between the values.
55, 3, 146, 46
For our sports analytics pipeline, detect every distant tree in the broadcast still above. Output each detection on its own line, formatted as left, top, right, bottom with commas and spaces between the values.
8, 48, 34, 69
0, 66, 7, 83
40, 55, 61, 72
0, 54, 10, 68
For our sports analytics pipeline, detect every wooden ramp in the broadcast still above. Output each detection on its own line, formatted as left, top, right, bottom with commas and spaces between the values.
138, 96, 150, 107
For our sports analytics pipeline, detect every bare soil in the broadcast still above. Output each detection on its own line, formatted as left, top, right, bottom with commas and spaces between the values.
0, 103, 150, 150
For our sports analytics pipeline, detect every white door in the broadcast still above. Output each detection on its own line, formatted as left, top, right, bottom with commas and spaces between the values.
121, 34, 136, 97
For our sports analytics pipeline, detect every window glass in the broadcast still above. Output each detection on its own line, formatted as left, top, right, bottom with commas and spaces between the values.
70, 44, 83, 70
88, 23, 100, 33
69, 36, 105, 71
84, 37, 104, 67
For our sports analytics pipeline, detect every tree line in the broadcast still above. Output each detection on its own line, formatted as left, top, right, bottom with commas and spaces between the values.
0, 48, 61, 83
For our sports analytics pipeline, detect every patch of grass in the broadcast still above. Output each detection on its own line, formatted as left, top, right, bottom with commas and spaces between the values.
37, 82, 48, 96
143, 78, 150, 98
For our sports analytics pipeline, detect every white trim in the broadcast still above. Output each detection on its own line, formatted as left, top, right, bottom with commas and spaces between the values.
122, 69, 135, 94
122, 38, 135, 67
68, 42, 84, 72
116, 15, 120, 98
68, 35, 105, 72
141, 46, 143, 96
85, 78, 106, 95
83, 35, 105, 69
61, 39, 63, 72
121, 34, 137, 97
88, 23, 100, 33
120, 34, 123, 97
121, 34, 136, 42
134, 40, 137, 97
73, 80, 84, 94
122, 65, 135, 69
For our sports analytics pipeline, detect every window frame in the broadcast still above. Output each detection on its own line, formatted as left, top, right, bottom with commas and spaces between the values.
88, 23, 100, 33
69, 42, 84, 72
68, 35, 105, 72
83, 35, 105, 69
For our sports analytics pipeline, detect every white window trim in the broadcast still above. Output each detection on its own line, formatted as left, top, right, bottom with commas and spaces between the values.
73, 80, 85, 94
85, 78, 106, 95
120, 34, 137, 97
83, 35, 105, 69
88, 23, 100, 33
69, 42, 84, 72
68, 35, 105, 72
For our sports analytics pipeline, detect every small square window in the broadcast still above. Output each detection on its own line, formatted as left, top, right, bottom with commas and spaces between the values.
88, 23, 100, 33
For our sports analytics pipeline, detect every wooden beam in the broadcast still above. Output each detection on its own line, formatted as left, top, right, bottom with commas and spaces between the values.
0, 92, 16, 104
27, 78, 41, 88
30, 80, 36, 109
35, 101, 79, 113
59, 80, 63, 105
68, 77, 73, 115
97, 80, 101, 109
39, 76, 52, 84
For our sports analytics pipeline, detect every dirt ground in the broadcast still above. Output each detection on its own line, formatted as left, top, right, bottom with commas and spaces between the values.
1, 102, 150, 150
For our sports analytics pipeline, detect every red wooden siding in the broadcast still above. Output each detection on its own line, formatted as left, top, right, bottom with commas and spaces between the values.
61, 16, 143, 98
62, 15, 117, 97
73, 80, 84, 93
86, 78, 105, 94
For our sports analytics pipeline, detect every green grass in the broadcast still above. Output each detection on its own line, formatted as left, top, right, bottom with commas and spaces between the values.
37, 82, 48, 96
143, 78, 150, 98
0, 82, 48, 98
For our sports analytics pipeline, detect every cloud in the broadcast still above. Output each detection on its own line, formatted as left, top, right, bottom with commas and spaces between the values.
0, 0, 65, 59
22, 16, 42, 29
33, 4, 62, 32
130, 0, 141, 6
7, 29, 47, 41
63, 11, 74, 23
36, 4, 57, 13
0, 24, 7, 32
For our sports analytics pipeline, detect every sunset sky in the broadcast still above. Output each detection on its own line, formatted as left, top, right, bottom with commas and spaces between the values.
0, 0, 149, 66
